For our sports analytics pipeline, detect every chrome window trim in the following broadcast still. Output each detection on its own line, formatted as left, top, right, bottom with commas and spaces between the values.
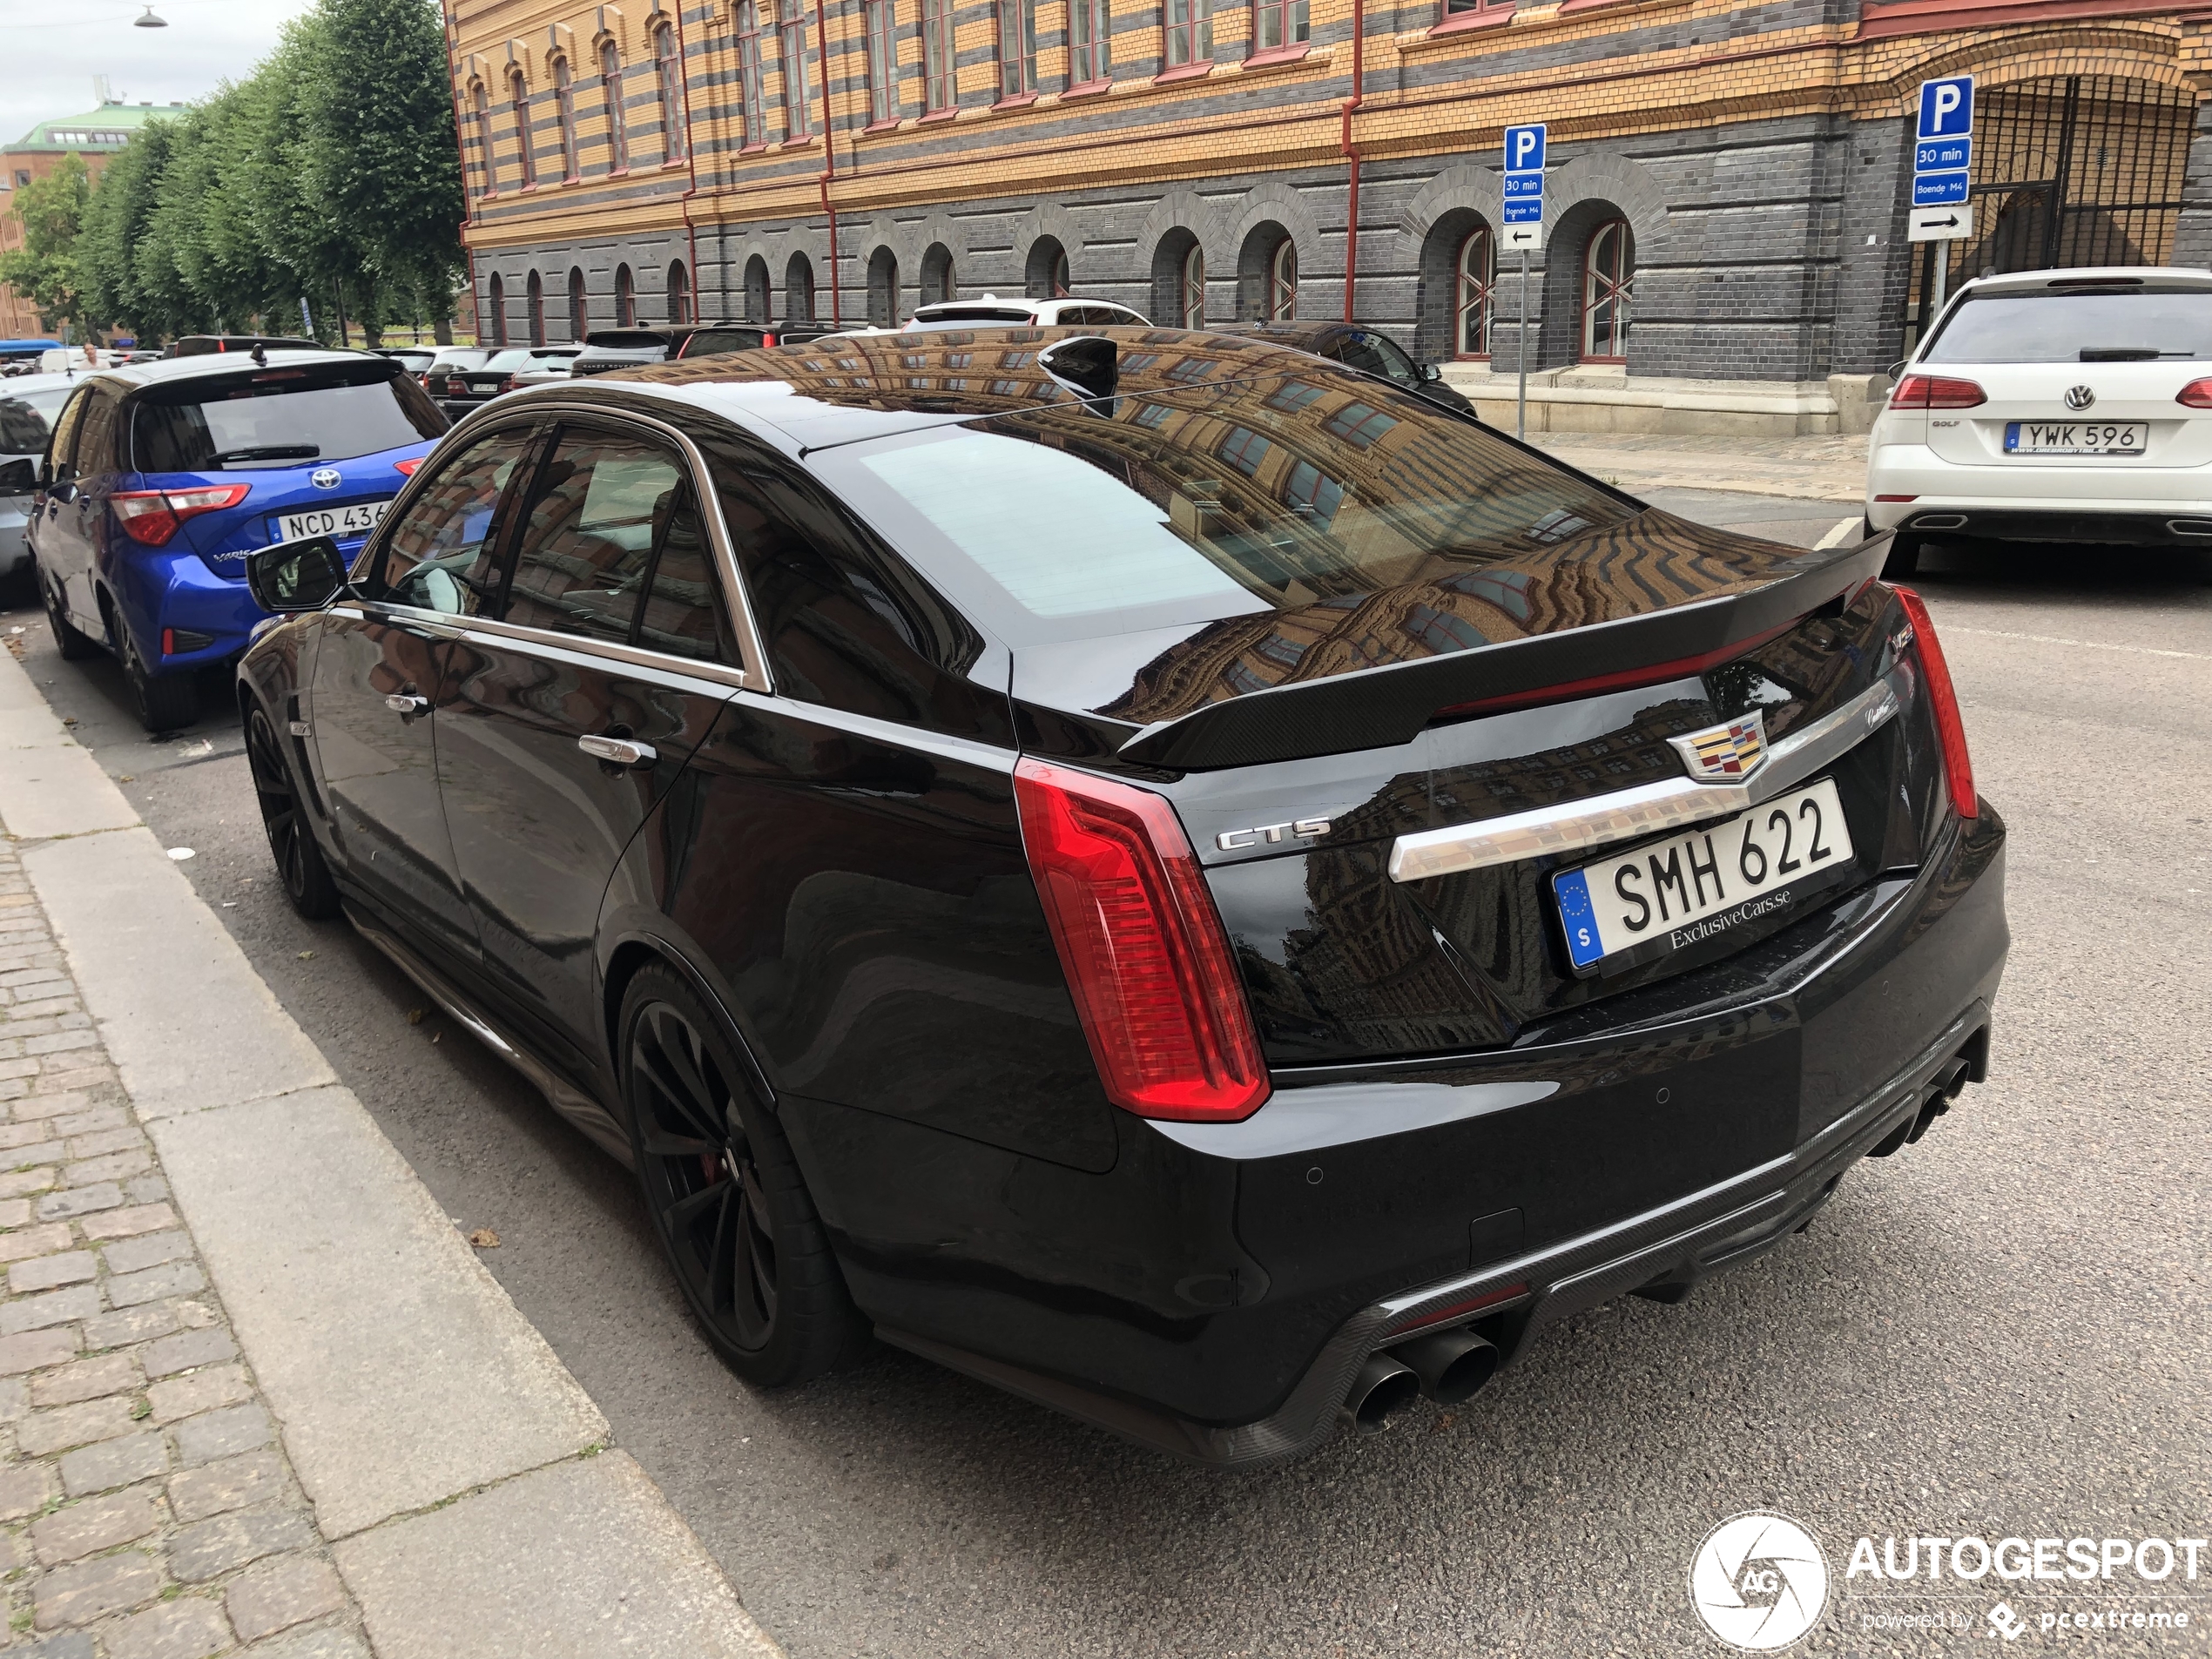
418, 395, 775, 693
1386, 668, 1907, 885
453, 613, 747, 694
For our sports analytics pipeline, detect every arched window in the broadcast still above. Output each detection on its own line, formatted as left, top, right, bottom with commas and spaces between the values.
469, 83, 494, 198
1455, 224, 1493, 357
997, 0, 1036, 98
1267, 239, 1297, 320
1581, 218, 1632, 362
921, 0, 955, 111
744, 255, 772, 321
1252, 0, 1306, 51
867, 246, 900, 327
553, 57, 579, 180
616, 263, 636, 326
786, 252, 816, 323
600, 40, 628, 172
1181, 244, 1205, 327
1027, 236, 1069, 300
920, 242, 955, 306
734, 3, 766, 145
527, 270, 545, 345
568, 267, 589, 340
1070, 0, 1109, 86
488, 273, 508, 345
779, 0, 812, 141
654, 22, 686, 162
667, 260, 692, 324
509, 68, 536, 189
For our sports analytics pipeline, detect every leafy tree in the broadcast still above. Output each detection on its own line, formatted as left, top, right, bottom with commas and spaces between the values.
78, 123, 173, 337
0, 155, 98, 335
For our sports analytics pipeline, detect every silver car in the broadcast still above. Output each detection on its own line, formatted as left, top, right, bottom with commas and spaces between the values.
0, 372, 84, 584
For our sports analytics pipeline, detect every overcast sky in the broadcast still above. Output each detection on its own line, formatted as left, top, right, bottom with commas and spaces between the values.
0, 0, 316, 150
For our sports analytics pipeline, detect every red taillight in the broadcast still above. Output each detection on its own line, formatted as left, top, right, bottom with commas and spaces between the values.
394, 456, 424, 476
2178, 379, 2212, 409
761, 333, 778, 347
161, 627, 175, 656
1013, 759, 1270, 1123
1890, 585, 1976, 820
111, 483, 249, 547
499, 375, 518, 393
1891, 374, 1986, 409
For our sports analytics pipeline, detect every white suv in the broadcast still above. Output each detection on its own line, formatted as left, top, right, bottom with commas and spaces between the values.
900, 294, 1150, 332
1866, 266, 2212, 576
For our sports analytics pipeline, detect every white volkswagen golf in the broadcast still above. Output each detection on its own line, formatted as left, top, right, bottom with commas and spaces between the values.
1865, 266, 2212, 576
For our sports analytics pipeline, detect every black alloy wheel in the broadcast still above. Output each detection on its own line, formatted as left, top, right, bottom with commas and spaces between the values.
620, 966, 868, 1386
39, 564, 99, 661
246, 705, 341, 920
112, 612, 199, 732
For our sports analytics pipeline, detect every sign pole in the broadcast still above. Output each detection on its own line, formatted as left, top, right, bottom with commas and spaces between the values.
1517, 251, 1529, 442
1929, 242, 1948, 320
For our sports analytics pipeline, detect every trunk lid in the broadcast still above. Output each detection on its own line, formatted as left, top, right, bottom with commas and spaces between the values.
1923, 361, 2212, 469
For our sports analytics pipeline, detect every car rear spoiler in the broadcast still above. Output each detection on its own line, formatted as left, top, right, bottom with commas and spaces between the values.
1114, 535, 1891, 772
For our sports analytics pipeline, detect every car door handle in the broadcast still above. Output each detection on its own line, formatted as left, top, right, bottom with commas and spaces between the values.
385, 693, 430, 715
577, 733, 656, 767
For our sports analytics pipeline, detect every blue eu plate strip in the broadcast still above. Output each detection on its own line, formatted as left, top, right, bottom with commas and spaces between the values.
1553, 868, 1604, 970
2004, 423, 2020, 452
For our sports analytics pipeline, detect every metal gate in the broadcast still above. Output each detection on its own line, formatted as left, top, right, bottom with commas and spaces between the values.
1900, 75, 2196, 353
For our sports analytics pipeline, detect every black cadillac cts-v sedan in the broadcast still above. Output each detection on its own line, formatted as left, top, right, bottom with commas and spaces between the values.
236, 327, 2006, 1467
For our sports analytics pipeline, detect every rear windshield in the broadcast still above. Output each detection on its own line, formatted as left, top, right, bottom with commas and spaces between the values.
0, 385, 74, 455
913, 307, 1036, 325
583, 332, 671, 350
129, 364, 445, 472
678, 330, 761, 356
813, 369, 1638, 645
1924, 289, 2212, 362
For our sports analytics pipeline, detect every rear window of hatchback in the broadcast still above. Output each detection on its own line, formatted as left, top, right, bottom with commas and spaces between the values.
1923, 286, 2212, 363
129, 362, 446, 473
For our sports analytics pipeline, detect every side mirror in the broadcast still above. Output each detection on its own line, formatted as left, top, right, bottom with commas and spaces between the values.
246, 536, 349, 614
1420, 361, 1442, 383
0, 458, 34, 495
1887, 360, 1907, 380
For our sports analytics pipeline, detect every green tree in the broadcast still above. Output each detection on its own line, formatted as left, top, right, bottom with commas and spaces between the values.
78, 124, 172, 337
0, 154, 98, 336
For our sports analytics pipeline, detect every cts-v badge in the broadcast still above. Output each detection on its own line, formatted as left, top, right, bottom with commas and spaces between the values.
1217, 817, 1333, 851
1669, 711, 1768, 783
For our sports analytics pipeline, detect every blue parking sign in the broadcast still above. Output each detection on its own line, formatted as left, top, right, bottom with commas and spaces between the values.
1912, 171, 1970, 207
1918, 76, 1973, 140
1503, 124, 1547, 175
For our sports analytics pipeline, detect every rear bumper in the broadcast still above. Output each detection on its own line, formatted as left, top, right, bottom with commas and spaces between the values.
870, 806, 2008, 1467
1865, 442, 2212, 539
1878, 504, 2212, 545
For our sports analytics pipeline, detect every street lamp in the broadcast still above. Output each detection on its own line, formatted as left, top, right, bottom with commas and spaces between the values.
133, 6, 168, 25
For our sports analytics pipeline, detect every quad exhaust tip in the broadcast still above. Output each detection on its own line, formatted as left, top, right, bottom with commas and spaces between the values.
1344, 1325, 1505, 1433
1342, 1354, 1421, 1433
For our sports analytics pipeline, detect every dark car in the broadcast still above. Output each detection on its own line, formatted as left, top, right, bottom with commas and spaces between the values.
433, 347, 578, 416
374, 347, 440, 381
234, 327, 2006, 1465
30, 350, 444, 729
570, 324, 786, 377
1211, 320, 1478, 416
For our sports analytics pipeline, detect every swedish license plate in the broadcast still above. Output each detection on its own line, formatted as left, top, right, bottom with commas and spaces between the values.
274, 501, 389, 543
1551, 779, 1855, 977
2004, 421, 2144, 455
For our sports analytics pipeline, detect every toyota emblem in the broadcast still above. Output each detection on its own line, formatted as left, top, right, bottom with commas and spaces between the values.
2065, 385, 2095, 411
311, 468, 342, 490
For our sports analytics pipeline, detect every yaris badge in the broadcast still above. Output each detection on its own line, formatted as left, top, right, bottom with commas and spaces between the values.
311, 468, 342, 490
1670, 711, 1767, 783
2065, 385, 2095, 411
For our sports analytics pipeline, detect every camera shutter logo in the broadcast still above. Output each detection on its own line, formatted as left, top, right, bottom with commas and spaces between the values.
1689, 1511, 1829, 1650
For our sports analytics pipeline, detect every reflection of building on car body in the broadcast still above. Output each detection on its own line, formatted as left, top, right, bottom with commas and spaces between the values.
1867, 266, 2212, 576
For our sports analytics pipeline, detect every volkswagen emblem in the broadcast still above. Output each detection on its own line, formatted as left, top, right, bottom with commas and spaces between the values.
2065, 385, 2095, 411
310, 468, 342, 490
1669, 711, 1768, 783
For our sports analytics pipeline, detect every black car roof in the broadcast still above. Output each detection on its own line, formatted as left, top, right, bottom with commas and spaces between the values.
558, 325, 1341, 454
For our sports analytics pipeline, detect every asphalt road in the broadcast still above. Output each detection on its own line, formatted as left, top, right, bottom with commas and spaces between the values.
4, 506, 2209, 1657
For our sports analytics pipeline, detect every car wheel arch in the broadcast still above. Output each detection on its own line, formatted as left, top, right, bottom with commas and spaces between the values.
600, 932, 779, 1121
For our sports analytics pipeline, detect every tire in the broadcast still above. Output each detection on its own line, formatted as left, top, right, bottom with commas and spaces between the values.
619, 965, 870, 1386
246, 705, 341, 921
1880, 529, 1922, 581
112, 612, 199, 732
39, 564, 99, 661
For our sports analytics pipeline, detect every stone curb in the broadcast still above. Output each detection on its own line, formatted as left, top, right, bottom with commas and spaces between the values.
0, 641, 782, 1658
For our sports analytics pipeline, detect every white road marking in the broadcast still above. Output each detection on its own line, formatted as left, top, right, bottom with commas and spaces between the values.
1814, 516, 1859, 550
1946, 627, 2212, 663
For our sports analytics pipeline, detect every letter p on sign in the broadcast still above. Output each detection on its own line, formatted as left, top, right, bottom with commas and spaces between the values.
1505, 123, 1547, 173
1919, 76, 1973, 139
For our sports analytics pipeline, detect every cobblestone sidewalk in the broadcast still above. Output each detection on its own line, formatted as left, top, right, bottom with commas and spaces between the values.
1531, 430, 1871, 503
0, 843, 368, 1659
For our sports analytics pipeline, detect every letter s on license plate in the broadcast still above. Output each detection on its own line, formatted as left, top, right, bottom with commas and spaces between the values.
1551, 779, 1855, 977
275, 500, 390, 543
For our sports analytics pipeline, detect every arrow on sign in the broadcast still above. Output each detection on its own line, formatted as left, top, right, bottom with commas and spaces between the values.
1922, 214, 1960, 229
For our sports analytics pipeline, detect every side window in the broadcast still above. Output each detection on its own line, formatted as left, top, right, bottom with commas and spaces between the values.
499, 427, 685, 644
374, 428, 534, 614
634, 483, 735, 662
1366, 334, 1423, 385
1332, 331, 1395, 378
72, 387, 124, 478
45, 388, 90, 484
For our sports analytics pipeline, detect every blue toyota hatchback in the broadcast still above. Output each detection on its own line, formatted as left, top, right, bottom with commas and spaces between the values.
30, 350, 445, 729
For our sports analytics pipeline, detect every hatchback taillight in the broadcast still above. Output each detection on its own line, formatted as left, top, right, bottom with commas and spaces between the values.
1013, 759, 1270, 1123
111, 483, 251, 547
2177, 379, 2212, 408
1890, 585, 1976, 820
1891, 374, 1986, 410
394, 457, 424, 476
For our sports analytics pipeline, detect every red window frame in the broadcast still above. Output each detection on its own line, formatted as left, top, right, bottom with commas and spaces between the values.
1581, 217, 1632, 364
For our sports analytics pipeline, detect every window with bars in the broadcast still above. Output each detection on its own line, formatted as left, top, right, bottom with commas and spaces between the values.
509, 69, 536, 188
1070, 0, 1109, 85
1180, 245, 1205, 326
735, 1, 767, 144
600, 41, 628, 172
1456, 224, 1494, 356
1267, 239, 1297, 320
655, 23, 686, 161
1165, 0, 1211, 67
553, 57, 579, 180
1252, 0, 1306, 51
779, 0, 813, 139
921, 0, 956, 111
997, 0, 1037, 97
865, 0, 898, 122
1581, 219, 1631, 362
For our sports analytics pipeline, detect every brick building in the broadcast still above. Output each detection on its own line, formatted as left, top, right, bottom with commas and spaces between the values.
445, 0, 2212, 431
0, 85, 191, 340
